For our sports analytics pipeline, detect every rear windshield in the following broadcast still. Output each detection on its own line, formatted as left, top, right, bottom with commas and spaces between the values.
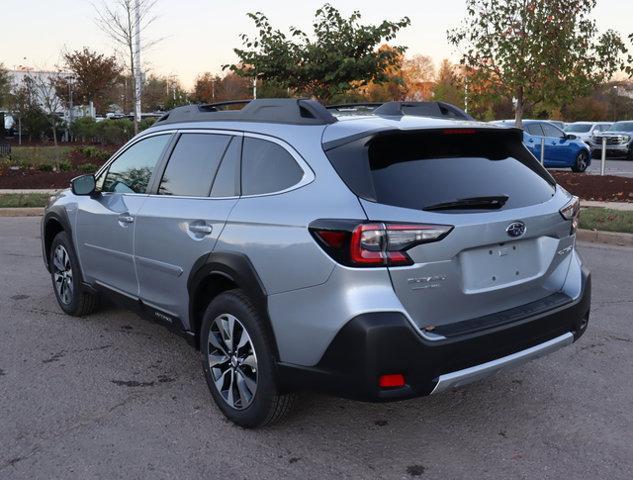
609, 122, 633, 132
565, 124, 591, 133
325, 129, 556, 211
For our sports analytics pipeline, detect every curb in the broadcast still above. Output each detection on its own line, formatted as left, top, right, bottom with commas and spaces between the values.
0, 207, 44, 217
576, 229, 633, 248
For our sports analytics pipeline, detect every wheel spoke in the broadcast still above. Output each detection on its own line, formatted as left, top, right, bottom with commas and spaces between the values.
235, 370, 254, 405
53, 251, 64, 271
236, 329, 249, 350
209, 331, 229, 356
213, 368, 229, 392
241, 354, 257, 370
236, 369, 256, 397
226, 369, 235, 407
208, 353, 229, 368
220, 315, 235, 352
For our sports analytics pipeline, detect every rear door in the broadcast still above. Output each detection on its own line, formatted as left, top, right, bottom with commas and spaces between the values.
542, 122, 572, 166
133, 131, 241, 325
523, 123, 544, 160
325, 128, 574, 332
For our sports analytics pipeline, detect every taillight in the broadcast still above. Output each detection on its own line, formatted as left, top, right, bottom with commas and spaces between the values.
310, 220, 453, 267
559, 196, 580, 234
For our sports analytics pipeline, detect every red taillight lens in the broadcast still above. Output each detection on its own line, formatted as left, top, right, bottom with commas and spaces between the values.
311, 220, 453, 268
379, 373, 406, 388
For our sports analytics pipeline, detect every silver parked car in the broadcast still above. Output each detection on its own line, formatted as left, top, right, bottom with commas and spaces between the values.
42, 99, 591, 427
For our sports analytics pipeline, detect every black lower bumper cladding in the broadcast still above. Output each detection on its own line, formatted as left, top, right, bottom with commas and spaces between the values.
278, 269, 591, 401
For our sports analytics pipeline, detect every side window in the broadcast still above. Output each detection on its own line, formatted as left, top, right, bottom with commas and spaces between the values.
525, 124, 543, 136
241, 137, 304, 196
101, 134, 170, 194
542, 123, 564, 138
210, 136, 241, 198
158, 133, 231, 196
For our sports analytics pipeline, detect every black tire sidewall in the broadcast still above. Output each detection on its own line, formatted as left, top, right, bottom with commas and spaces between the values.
200, 291, 279, 428
50, 231, 84, 315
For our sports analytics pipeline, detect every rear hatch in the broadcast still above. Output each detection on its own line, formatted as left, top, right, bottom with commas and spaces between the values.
324, 127, 576, 333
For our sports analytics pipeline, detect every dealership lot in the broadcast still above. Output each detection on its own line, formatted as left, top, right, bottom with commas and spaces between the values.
1, 217, 632, 480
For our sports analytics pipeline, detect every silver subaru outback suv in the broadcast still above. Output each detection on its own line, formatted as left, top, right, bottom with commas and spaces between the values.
42, 99, 591, 428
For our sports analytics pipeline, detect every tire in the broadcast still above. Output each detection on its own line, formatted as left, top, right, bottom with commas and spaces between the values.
200, 289, 296, 428
49, 231, 99, 316
571, 150, 589, 173
627, 147, 633, 161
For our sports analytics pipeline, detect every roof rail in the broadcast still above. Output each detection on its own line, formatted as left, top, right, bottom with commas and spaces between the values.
154, 98, 337, 126
373, 101, 474, 121
325, 103, 383, 112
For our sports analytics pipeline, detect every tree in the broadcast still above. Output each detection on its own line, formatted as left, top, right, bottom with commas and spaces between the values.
432, 59, 464, 108
53, 48, 122, 114
0, 63, 11, 109
142, 74, 188, 110
191, 72, 252, 104
28, 74, 64, 146
8, 79, 49, 143
448, 0, 629, 127
227, 4, 411, 102
403, 54, 435, 100
94, 0, 161, 133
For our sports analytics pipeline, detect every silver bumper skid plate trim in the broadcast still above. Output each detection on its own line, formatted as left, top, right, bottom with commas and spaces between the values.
431, 332, 574, 394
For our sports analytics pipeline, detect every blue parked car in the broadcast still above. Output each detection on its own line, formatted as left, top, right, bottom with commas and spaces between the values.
522, 120, 591, 172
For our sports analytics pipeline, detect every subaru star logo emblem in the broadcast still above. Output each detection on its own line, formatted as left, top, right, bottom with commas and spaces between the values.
506, 221, 526, 238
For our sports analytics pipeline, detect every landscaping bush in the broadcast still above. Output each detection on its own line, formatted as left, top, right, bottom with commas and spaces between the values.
79, 163, 98, 173
38, 163, 54, 172
58, 160, 73, 172
75, 145, 111, 161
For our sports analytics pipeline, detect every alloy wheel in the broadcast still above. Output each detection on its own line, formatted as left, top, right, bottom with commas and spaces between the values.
577, 152, 588, 171
52, 245, 73, 305
208, 313, 258, 410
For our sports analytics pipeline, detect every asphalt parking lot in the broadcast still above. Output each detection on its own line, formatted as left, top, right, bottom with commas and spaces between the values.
587, 158, 633, 177
1, 217, 632, 480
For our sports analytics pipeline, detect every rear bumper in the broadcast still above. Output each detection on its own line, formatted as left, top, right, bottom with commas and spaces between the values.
278, 268, 591, 401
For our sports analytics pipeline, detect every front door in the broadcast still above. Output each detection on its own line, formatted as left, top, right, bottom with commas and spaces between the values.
75, 133, 172, 297
134, 132, 242, 326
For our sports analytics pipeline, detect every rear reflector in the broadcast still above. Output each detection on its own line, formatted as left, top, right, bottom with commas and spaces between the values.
379, 374, 406, 388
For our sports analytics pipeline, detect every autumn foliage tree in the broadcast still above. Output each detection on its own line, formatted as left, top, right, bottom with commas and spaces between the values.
448, 0, 629, 127
54, 48, 122, 114
227, 3, 411, 102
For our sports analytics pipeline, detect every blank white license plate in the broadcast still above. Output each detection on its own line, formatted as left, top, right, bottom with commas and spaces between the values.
460, 239, 542, 292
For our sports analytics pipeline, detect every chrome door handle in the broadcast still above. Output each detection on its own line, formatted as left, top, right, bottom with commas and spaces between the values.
188, 224, 212, 235
118, 214, 134, 224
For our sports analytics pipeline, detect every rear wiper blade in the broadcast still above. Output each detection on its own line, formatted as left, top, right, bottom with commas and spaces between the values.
423, 195, 509, 212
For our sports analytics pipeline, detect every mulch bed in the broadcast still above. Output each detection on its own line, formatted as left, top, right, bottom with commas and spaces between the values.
551, 171, 633, 203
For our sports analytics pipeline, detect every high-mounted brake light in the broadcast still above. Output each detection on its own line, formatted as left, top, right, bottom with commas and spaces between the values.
442, 128, 477, 135
559, 196, 580, 234
310, 220, 453, 268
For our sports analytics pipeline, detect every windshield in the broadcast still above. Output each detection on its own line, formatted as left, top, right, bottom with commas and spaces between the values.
565, 124, 591, 133
608, 122, 633, 132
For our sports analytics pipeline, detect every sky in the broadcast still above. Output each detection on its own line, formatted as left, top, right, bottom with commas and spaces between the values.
3, 0, 633, 88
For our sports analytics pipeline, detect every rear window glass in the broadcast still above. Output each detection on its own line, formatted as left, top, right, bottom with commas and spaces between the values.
325, 130, 555, 212
565, 124, 591, 133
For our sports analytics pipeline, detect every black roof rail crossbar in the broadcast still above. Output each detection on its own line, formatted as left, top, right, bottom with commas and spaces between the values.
325, 102, 383, 111
197, 100, 252, 111
154, 98, 337, 126
374, 101, 474, 121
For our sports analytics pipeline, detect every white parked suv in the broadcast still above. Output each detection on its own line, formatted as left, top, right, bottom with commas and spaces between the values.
564, 122, 611, 143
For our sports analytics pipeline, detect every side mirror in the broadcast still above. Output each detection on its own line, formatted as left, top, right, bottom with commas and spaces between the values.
71, 174, 96, 196
565, 134, 577, 141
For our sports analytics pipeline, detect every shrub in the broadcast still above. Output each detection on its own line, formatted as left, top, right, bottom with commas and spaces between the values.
79, 163, 98, 173
38, 163, 54, 172
58, 160, 73, 171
